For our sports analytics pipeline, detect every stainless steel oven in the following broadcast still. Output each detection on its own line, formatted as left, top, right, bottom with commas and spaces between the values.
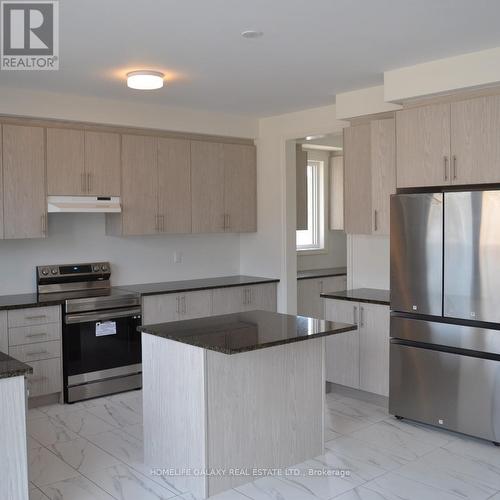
37, 262, 142, 403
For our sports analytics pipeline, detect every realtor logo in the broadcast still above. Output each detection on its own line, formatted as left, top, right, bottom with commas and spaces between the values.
1, 0, 58, 70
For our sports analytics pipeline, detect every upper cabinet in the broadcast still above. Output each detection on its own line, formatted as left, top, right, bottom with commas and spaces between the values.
396, 95, 500, 188
191, 141, 257, 233
47, 128, 120, 196
344, 118, 395, 235
2, 124, 47, 239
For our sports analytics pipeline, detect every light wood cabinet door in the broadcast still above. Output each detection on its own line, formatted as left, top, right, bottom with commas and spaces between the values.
85, 131, 121, 196
296, 144, 308, 230
157, 138, 191, 233
3, 125, 46, 239
120, 134, 158, 235
26, 358, 61, 398
46, 128, 85, 195
324, 299, 359, 388
329, 156, 343, 231
0, 311, 7, 354
359, 303, 390, 396
142, 294, 179, 324
212, 287, 246, 315
344, 124, 372, 234
224, 143, 257, 232
191, 141, 225, 233
246, 283, 277, 312
451, 95, 500, 185
179, 291, 212, 320
396, 103, 451, 188
371, 118, 396, 235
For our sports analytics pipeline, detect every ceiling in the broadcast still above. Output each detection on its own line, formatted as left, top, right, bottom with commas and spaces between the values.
2, 0, 500, 116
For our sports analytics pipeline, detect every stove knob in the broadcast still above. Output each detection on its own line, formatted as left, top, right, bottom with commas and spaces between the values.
51, 268, 58, 275
92, 265, 100, 272
101, 264, 108, 272
41, 267, 49, 276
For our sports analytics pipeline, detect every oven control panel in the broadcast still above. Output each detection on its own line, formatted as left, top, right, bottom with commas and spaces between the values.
37, 262, 110, 280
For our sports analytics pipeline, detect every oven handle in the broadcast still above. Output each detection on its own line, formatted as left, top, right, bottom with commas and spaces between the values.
65, 307, 142, 324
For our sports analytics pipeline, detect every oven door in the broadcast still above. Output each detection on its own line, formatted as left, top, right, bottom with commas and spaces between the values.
63, 307, 142, 400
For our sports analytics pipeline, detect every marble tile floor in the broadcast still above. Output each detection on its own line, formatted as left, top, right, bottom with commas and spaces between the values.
27, 388, 500, 500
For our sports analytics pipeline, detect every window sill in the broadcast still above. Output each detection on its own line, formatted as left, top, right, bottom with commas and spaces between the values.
297, 248, 328, 256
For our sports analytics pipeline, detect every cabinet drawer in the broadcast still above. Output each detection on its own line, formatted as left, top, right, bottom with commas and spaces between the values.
8, 306, 61, 328
26, 357, 62, 398
8, 322, 61, 346
9, 340, 60, 362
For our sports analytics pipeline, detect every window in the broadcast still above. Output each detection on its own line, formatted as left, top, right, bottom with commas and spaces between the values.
297, 160, 325, 251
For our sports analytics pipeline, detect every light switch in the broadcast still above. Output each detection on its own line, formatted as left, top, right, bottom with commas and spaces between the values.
174, 251, 183, 264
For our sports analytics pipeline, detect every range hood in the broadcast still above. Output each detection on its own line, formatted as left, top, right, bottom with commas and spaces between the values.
47, 196, 121, 213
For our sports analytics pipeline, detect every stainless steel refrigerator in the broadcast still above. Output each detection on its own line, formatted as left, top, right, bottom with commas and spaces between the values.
390, 190, 500, 443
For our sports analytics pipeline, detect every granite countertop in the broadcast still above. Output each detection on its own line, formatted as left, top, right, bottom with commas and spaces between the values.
320, 288, 390, 306
118, 275, 279, 296
0, 292, 65, 311
297, 267, 347, 280
138, 309, 356, 355
0, 351, 33, 379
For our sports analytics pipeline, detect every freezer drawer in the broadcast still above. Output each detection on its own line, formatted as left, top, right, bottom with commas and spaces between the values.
389, 342, 500, 442
444, 190, 500, 323
390, 193, 443, 316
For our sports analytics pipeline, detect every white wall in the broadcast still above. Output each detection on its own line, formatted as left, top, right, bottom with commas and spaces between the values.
297, 149, 347, 271
347, 234, 390, 290
0, 214, 240, 295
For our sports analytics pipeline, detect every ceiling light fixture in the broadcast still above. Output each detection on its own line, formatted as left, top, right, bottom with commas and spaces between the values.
305, 135, 326, 141
127, 70, 164, 90
241, 30, 264, 39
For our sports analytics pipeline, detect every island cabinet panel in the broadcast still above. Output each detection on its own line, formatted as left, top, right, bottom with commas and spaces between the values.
191, 141, 225, 233
0, 376, 29, 500
0, 311, 7, 354
450, 95, 500, 185
84, 131, 121, 196
47, 128, 85, 195
324, 299, 360, 389
359, 303, 390, 397
157, 137, 192, 233
224, 143, 257, 232
117, 134, 158, 235
396, 103, 451, 188
344, 123, 372, 234
2, 124, 47, 239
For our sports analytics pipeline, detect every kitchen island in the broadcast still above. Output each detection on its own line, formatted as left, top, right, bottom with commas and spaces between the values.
139, 310, 356, 499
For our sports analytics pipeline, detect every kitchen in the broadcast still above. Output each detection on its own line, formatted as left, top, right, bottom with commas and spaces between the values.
1, 2, 500, 500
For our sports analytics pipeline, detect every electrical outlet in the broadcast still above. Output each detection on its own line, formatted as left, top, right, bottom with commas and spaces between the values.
174, 251, 183, 264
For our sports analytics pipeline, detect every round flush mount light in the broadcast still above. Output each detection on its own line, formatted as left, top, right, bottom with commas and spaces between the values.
127, 70, 164, 90
241, 30, 264, 39
305, 134, 326, 141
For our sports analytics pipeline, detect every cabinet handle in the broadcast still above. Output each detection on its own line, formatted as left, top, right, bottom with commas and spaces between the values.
373, 210, 378, 232
182, 296, 187, 314
26, 332, 47, 339
226, 214, 231, 231
443, 156, 449, 181
360, 306, 364, 327
81, 173, 86, 193
87, 173, 92, 193
176, 296, 180, 314
452, 155, 457, 180
154, 215, 158, 232
25, 315, 47, 320
26, 350, 48, 357
353, 306, 358, 325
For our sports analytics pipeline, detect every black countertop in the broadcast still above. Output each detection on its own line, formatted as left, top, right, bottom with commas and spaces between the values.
297, 267, 347, 280
139, 310, 357, 355
0, 351, 33, 379
118, 275, 279, 296
0, 292, 64, 311
320, 288, 390, 306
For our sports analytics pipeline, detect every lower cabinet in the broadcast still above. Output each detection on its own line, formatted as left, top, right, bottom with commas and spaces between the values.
6, 305, 62, 400
324, 299, 389, 396
142, 283, 278, 325
297, 275, 347, 319
0, 311, 7, 353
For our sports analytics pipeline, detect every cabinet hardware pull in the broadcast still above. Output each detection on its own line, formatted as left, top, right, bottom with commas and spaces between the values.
26, 332, 47, 338
87, 173, 92, 193
443, 156, 449, 181
28, 376, 47, 383
182, 296, 187, 314
453, 155, 457, 180
154, 214, 158, 232
25, 315, 47, 320
176, 296, 180, 314
373, 210, 378, 232
81, 173, 86, 193
26, 350, 48, 357
227, 214, 231, 231
360, 306, 364, 327
353, 306, 358, 325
